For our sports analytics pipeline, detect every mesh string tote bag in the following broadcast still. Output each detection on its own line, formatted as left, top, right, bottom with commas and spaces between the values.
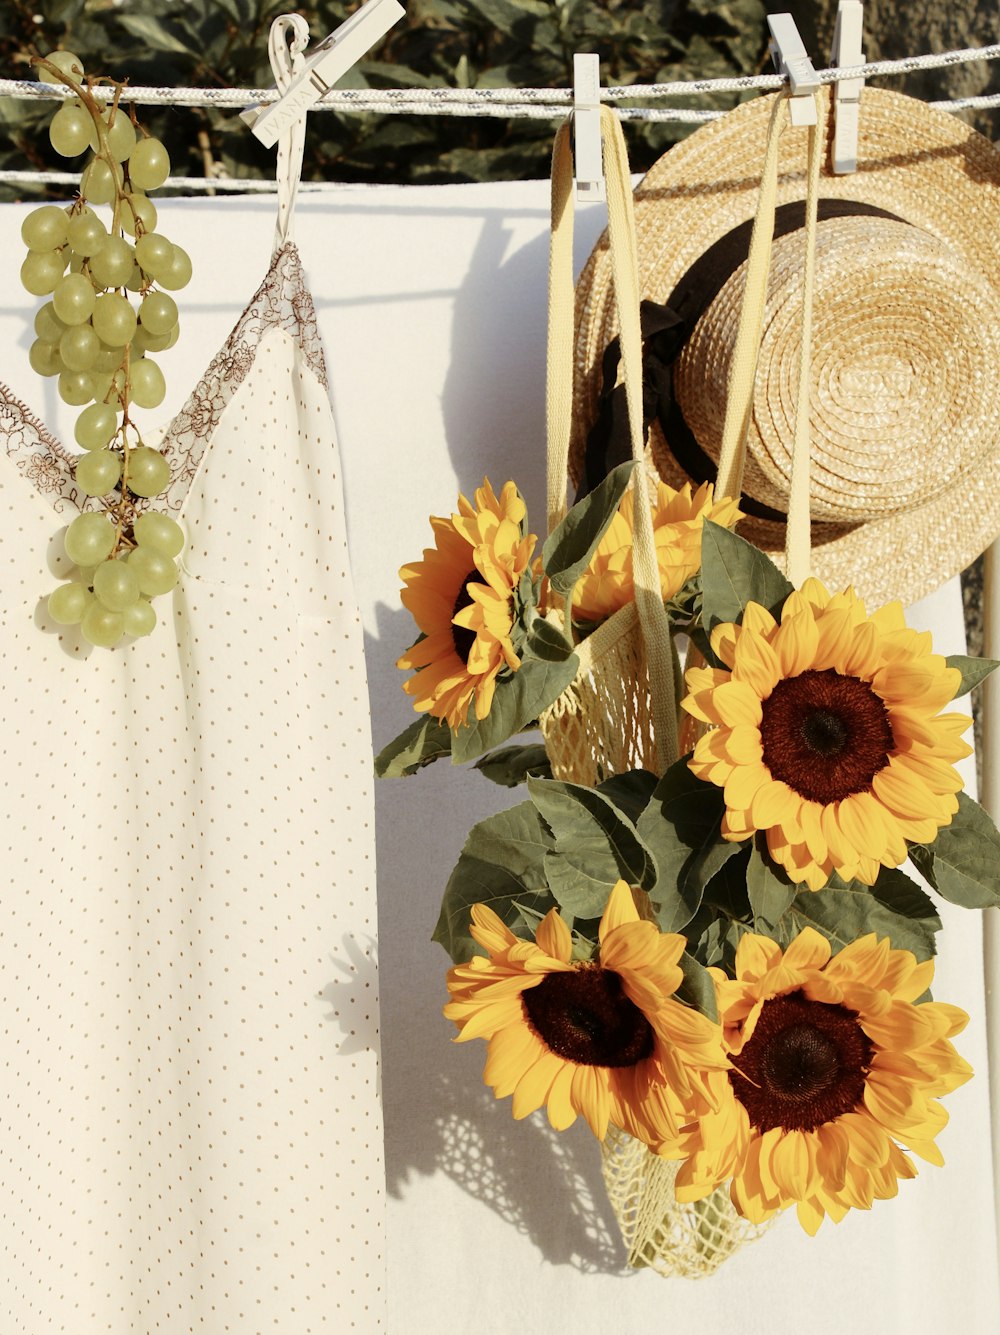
538, 109, 677, 786
541, 90, 825, 1277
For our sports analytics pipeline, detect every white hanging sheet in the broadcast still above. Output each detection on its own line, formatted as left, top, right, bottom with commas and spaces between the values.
0, 177, 995, 1335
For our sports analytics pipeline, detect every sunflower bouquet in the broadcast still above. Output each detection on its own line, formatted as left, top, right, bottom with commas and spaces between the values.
376, 91, 1000, 1275
379, 476, 996, 1254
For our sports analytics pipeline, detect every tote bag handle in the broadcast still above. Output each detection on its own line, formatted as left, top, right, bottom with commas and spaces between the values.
547, 107, 678, 769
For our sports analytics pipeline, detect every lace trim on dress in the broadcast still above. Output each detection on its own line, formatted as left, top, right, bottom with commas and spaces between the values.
1, 384, 87, 515
2, 240, 327, 518
158, 241, 328, 515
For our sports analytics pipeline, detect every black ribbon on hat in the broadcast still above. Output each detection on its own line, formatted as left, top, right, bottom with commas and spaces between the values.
580, 198, 903, 519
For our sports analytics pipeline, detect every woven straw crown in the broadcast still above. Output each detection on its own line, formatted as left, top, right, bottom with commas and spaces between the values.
571, 86, 1000, 607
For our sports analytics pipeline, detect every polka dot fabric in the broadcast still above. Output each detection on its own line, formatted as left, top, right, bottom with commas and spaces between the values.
0, 245, 385, 1331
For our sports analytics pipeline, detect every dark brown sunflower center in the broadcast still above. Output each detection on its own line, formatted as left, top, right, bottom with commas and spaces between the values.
451, 569, 481, 665
522, 965, 655, 1068
729, 990, 874, 1133
760, 668, 895, 804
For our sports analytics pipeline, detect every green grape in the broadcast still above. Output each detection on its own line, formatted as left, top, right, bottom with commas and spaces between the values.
74, 402, 118, 450
22, 205, 69, 251
133, 232, 173, 279
92, 292, 137, 347
47, 580, 92, 625
80, 600, 124, 648
138, 291, 177, 336
125, 445, 170, 498
123, 597, 157, 638
49, 103, 93, 157
99, 112, 137, 163
28, 339, 63, 378
93, 557, 140, 609
74, 565, 97, 589
75, 447, 122, 496
157, 244, 192, 292
53, 272, 97, 325
120, 192, 157, 238
134, 510, 184, 558
20, 250, 66, 296
128, 137, 170, 191
133, 322, 178, 354
128, 545, 178, 596
59, 322, 100, 372
67, 208, 108, 258
64, 511, 115, 565
34, 301, 68, 344
130, 357, 165, 409
58, 370, 94, 406
36, 50, 85, 82
90, 368, 127, 406
80, 157, 124, 207
88, 236, 134, 288
94, 343, 123, 373
125, 264, 146, 293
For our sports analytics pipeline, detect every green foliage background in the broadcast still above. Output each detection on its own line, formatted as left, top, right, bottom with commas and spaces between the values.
0, 0, 773, 198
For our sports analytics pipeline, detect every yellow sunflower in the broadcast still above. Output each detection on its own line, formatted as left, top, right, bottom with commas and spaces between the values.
682, 578, 972, 888
572, 480, 741, 624
443, 881, 729, 1151
397, 479, 536, 730
672, 928, 971, 1235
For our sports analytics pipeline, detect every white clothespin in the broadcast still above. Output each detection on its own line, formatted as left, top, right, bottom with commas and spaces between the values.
241, 0, 405, 149
830, 0, 865, 174
573, 54, 604, 201
767, 13, 819, 127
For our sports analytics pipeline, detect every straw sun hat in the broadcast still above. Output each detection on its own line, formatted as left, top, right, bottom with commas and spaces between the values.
570, 85, 1000, 608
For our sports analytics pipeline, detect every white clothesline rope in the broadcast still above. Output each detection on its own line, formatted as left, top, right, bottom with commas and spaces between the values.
0, 41, 996, 193
0, 41, 997, 115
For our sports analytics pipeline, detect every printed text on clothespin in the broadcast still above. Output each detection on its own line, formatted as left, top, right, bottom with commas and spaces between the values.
241, 0, 405, 149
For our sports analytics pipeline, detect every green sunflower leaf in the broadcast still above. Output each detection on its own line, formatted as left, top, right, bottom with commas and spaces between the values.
525, 612, 575, 662
474, 743, 553, 787
528, 775, 656, 918
684, 905, 749, 971
433, 800, 557, 963
909, 792, 1000, 909
746, 844, 796, 930
703, 844, 753, 918
677, 951, 719, 1022
374, 714, 452, 778
945, 654, 1000, 697
593, 769, 660, 826
450, 653, 579, 764
781, 869, 941, 961
636, 755, 744, 932
867, 867, 942, 929
542, 460, 636, 598
700, 519, 793, 631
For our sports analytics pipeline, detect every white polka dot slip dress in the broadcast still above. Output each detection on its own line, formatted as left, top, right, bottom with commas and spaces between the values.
0, 24, 385, 1334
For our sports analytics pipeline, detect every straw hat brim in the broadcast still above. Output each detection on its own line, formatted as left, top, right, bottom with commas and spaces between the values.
570, 86, 1000, 608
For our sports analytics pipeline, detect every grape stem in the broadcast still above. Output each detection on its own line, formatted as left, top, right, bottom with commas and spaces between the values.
29, 52, 149, 559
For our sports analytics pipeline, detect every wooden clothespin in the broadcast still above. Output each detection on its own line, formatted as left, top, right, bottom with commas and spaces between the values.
573, 54, 605, 201
241, 0, 405, 149
767, 13, 820, 127
830, 0, 865, 174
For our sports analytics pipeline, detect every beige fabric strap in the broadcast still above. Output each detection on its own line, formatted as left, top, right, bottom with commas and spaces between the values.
785, 101, 823, 586
546, 122, 576, 535
547, 108, 678, 771
714, 90, 823, 586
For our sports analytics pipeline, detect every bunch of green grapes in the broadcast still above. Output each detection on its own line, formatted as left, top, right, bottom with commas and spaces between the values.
21, 49, 192, 649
